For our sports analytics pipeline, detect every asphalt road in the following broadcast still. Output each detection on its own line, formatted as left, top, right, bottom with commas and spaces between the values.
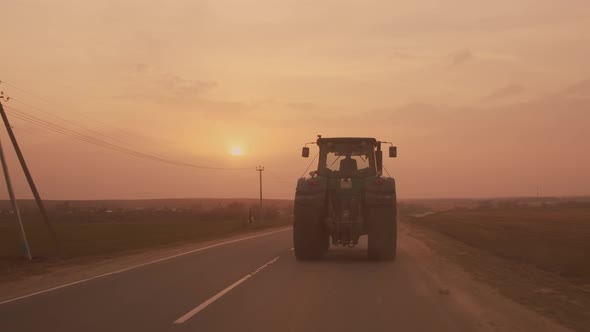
0, 227, 559, 332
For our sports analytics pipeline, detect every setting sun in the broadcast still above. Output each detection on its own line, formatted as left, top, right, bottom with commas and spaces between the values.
230, 146, 244, 156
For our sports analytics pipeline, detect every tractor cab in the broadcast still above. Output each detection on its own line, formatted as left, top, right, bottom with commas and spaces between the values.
302, 136, 396, 178
317, 138, 377, 178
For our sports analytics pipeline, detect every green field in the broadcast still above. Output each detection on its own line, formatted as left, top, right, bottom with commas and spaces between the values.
0, 199, 293, 259
408, 205, 590, 282
406, 203, 590, 331
0, 216, 292, 282
3, 219, 288, 258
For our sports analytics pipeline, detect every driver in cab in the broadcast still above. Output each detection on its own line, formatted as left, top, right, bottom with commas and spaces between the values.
340, 153, 358, 172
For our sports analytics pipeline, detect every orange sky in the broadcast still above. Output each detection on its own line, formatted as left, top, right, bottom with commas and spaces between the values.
0, 0, 589, 200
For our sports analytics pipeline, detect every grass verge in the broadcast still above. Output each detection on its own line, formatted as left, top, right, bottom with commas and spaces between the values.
407, 206, 590, 282
405, 205, 590, 332
0, 217, 291, 283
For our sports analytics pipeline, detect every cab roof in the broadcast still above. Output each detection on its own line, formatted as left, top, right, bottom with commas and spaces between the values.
316, 137, 378, 145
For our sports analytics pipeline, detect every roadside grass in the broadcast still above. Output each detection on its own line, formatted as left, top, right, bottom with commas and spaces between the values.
404, 205, 590, 331
407, 206, 590, 283
0, 217, 291, 282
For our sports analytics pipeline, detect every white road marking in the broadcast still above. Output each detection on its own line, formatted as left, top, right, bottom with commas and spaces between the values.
0, 227, 291, 306
174, 256, 281, 324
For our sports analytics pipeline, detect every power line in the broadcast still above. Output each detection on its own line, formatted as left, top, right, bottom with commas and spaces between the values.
6, 106, 252, 170
1, 79, 230, 166
0, 80, 51, 103
10, 96, 213, 164
4, 105, 253, 170
0, 80, 257, 171
9, 97, 147, 151
1, 80, 186, 158
5, 106, 162, 161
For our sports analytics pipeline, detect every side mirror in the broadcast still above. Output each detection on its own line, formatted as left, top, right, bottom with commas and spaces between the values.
389, 146, 397, 158
302, 147, 310, 158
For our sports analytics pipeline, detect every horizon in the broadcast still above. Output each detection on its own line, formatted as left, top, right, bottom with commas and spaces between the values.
1, 194, 588, 203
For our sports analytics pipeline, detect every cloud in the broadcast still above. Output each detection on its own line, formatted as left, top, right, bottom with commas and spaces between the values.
365, 78, 589, 142
391, 49, 440, 61
392, 51, 419, 60
480, 84, 525, 102
157, 74, 217, 98
135, 63, 150, 73
286, 102, 317, 110
108, 64, 252, 118
448, 49, 473, 67
115, 64, 217, 103
562, 78, 590, 97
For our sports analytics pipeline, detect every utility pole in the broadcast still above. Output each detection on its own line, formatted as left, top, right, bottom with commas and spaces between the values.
256, 166, 264, 221
0, 94, 60, 256
0, 133, 32, 260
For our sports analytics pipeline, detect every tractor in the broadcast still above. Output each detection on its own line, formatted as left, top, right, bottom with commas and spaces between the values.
294, 136, 397, 261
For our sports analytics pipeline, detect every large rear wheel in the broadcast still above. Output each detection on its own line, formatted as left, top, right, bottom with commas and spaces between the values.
367, 207, 397, 261
293, 208, 328, 260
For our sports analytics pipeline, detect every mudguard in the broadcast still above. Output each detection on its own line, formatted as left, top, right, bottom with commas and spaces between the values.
365, 177, 396, 207
294, 177, 328, 209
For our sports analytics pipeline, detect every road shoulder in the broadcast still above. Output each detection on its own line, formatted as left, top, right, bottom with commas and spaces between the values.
401, 219, 583, 332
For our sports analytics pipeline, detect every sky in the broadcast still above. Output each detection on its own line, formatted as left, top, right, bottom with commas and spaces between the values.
0, 0, 589, 200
